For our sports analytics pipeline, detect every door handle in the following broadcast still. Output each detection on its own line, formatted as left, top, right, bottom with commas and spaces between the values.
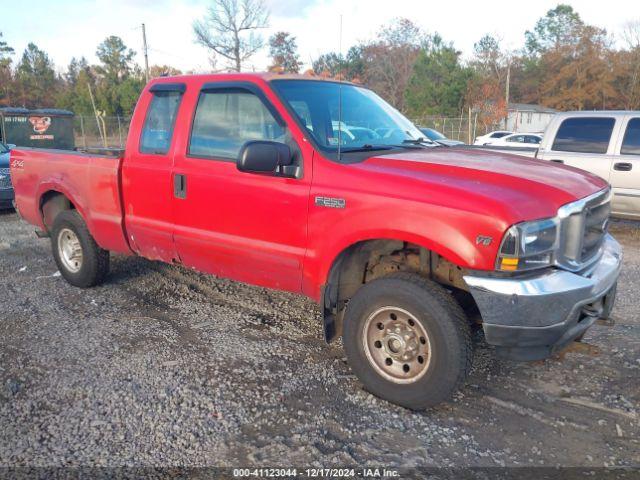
174, 173, 186, 199
550, 159, 564, 164
614, 162, 632, 172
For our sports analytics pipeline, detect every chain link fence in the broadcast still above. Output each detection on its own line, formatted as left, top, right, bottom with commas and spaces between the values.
74, 116, 131, 150
411, 115, 502, 144
73, 114, 503, 149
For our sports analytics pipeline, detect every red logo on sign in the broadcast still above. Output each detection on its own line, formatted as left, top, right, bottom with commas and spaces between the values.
29, 116, 52, 134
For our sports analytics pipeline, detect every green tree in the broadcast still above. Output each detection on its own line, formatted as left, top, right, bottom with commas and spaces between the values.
0, 32, 13, 67
312, 52, 344, 77
472, 35, 503, 80
405, 36, 470, 117
94, 36, 140, 116
96, 36, 135, 83
14, 43, 58, 108
0, 32, 15, 105
268, 31, 302, 73
525, 4, 583, 54
55, 57, 96, 115
311, 47, 366, 81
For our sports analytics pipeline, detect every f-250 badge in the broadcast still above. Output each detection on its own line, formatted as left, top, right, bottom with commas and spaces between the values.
315, 196, 346, 209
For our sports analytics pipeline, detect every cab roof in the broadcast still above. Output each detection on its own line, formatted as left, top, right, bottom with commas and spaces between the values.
149, 71, 356, 87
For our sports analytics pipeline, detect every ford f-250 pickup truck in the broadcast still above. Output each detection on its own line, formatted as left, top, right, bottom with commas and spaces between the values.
10, 73, 622, 409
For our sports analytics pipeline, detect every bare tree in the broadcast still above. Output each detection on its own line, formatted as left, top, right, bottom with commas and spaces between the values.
621, 20, 640, 50
360, 18, 425, 111
193, 0, 269, 72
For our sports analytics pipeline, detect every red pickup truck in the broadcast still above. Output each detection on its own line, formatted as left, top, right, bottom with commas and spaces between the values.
10, 73, 622, 409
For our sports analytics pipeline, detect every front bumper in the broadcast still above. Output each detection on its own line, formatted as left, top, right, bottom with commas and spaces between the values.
0, 188, 14, 209
464, 234, 622, 361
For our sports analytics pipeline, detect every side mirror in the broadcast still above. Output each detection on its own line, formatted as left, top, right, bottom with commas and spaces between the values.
7, 144, 16, 150
237, 141, 292, 175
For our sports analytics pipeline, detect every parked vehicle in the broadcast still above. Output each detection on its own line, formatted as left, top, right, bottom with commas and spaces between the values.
473, 130, 512, 145
485, 132, 542, 147
10, 74, 622, 409
537, 111, 640, 220
0, 142, 14, 209
419, 127, 464, 146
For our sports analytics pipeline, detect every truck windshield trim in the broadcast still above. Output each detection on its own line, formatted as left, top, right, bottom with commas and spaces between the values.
270, 79, 427, 162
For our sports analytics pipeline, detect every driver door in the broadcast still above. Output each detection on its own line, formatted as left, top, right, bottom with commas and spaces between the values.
171, 82, 311, 293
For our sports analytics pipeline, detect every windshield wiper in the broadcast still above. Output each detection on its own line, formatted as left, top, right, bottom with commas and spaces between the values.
340, 144, 396, 153
402, 137, 439, 146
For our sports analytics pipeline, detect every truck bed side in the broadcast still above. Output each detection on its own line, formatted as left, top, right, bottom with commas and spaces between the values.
10, 148, 131, 254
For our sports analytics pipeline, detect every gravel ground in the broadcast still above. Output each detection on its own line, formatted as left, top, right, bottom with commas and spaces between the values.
0, 209, 638, 468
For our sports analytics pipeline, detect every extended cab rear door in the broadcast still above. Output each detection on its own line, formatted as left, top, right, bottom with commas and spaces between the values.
121, 83, 185, 262
538, 115, 620, 182
170, 80, 311, 293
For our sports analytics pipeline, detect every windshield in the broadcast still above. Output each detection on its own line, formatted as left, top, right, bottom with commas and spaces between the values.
420, 128, 446, 141
0, 143, 8, 154
272, 80, 426, 152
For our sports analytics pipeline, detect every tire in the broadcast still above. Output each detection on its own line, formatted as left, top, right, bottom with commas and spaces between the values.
343, 272, 472, 410
50, 210, 110, 288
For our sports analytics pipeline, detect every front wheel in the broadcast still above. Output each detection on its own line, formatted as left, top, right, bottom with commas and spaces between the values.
343, 273, 473, 410
50, 210, 110, 288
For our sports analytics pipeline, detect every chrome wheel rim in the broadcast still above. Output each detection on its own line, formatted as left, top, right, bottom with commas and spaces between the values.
58, 228, 83, 273
362, 306, 432, 384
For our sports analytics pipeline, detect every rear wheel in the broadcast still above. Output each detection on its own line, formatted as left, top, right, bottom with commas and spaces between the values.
51, 210, 110, 288
343, 272, 473, 410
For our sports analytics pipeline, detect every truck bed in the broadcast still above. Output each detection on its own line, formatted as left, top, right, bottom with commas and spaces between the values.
10, 147, 131, 254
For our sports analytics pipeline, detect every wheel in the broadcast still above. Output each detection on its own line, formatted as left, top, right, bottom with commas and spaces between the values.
343, 272, 473, 410
50, 210, 110, 288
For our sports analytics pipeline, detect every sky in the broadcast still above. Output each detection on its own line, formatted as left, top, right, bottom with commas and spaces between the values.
1, 0, 639, 75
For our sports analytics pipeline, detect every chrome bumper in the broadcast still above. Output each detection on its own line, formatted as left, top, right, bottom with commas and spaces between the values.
464, 234, 622, 361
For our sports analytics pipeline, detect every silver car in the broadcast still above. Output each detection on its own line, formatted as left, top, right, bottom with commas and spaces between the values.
537, 111, 640, 220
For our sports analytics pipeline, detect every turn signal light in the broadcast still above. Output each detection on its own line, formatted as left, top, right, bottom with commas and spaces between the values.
500, 258, 519, 271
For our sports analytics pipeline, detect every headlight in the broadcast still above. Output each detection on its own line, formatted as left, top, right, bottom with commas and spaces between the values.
497, 218, 559, 271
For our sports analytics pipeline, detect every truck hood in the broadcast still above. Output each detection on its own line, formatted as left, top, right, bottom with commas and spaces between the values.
358, 147, 608, 222
0, 152, 9, 168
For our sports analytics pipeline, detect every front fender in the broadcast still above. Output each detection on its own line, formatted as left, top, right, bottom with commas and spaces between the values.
302, 204, 504, 302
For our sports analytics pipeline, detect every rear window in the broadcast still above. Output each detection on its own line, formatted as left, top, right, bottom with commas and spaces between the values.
491, 132, 510, 138
140, 91, 182, 154
552, 117, 615, 154
621, 118, 640, 155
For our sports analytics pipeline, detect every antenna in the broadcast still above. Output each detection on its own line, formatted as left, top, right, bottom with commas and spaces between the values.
337, 14, 343, 162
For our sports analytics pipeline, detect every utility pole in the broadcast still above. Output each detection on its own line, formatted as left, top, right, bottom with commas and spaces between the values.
504, 58, 511, 130
142, 23, 149, 83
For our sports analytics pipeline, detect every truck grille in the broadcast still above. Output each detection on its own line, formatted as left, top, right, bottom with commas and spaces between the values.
0, 168, 11, 190
558, 188, 611, 271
